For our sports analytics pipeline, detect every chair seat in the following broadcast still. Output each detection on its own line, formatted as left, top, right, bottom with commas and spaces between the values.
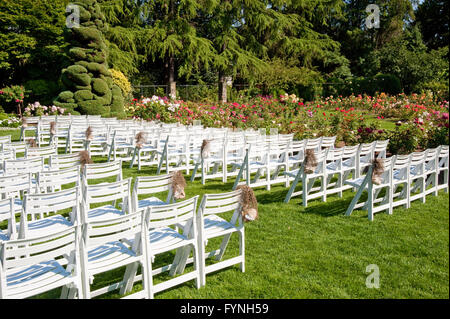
0, 230, 9, 241
87, 241, 138, 275
345, 177, 366, 188
203, 156, 224, 163
203, 214, 238, 239
4, 260, 74, 299
0, 198, 22, 213
88, 205, 125, 221
283, 169, 300, 178
138, 197, 167, 209
148, 226, 192, 255
25, 215, 73, 238
326, 159, 353, 172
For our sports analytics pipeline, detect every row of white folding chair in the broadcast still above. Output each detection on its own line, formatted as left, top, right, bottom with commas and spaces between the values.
283, 144, 366, 205
1, 187, 245, 299
344, 145, 448, 220
232, 136, 338, 191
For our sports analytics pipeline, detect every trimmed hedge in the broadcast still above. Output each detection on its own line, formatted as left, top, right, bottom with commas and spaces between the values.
53, 0, 124, 117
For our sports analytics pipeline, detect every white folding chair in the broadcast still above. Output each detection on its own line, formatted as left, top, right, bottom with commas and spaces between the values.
49, 153, 81, 170
79, 210, 149, 299
25, 145, 57, 160
423, 147, 439, 197
82, 160, 123, 185
36, 166, 81, 193
2, 142, 27, 157
106, 129, 135, 162
0, 198, 17, 241
3, 157, 44, 177
321, 136, 337, 150
0, 173, 33, 210
84, 126, 109, 157
0, 225, 83, 299
409, 151, 427, 205
392, 154, 411, 210
437, 145, 449, 193
82, 178, 132, 223
194, 190, 245, 286
345, 157, 394, 221
356, 142, 376, 178
131, 174, 175, 213
0, 150, 15, 173
190, 138, 226, 184
156, 134, 191, 174
374, 139, 389, 158
20, 186, 80, 239
283, 149, 329, 206
140, 196, 201, 298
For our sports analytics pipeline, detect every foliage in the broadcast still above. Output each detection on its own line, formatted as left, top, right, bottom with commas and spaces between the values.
0, 85, 27, 114
53, 0, 125, 117
110, 68, 132, 99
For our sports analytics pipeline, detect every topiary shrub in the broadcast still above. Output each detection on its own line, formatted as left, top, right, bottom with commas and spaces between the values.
74, 90, 94, 102
92, 78, 108, 96
53, 0, 124, 117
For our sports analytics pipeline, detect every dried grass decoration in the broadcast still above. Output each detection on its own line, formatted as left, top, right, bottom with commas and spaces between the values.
78, 150, 93, 168
171, 171, 187, 200
371, 158, 385, 185
236, 185, 258, 222
85, 126, 93, 141
135, 131, 147, 149
201, 139, 212, 159
27, 138, 37, 148
50, 121, 57, 136
304, 149, 318, 174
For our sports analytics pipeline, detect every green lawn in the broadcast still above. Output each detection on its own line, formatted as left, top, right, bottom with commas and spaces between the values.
1, 128, 448, 299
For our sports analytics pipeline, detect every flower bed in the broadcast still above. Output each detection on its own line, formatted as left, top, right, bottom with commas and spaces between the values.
126, 93, 449, 155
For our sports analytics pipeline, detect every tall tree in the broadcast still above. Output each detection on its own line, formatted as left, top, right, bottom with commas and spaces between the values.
0, 0, 69, 104
415, 0, 449, 50
133, 0, 217, 99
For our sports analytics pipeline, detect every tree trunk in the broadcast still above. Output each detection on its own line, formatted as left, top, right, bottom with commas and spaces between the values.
218, 72, 227, 104
168, 55, 176, 99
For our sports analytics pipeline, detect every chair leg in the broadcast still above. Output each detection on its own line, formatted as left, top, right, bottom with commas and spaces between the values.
120, 262, 140, 295
190, 162, 200, 182
284, 170, 302, 203
215, 233, 232, 261
368, 189, 374, 221
239, 228, 245, 273
345, 184, 367, 216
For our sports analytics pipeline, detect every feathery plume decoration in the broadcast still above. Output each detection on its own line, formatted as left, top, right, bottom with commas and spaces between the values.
201, 139, 212, 159
371, 158, 384, 185
236, 185, 258, 222
135, 131, 147, 149
27, 138, 37, 148
50, 121, 57, 136
171, 171, 187, 200
304, 149, 318, 174
85, 126, 93, 141
78, 150, 93, 168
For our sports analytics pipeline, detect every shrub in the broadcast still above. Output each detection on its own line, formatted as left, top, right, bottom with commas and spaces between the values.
110, 69, 132, 99
74, 90, 94, 102
92, 78, 108, 95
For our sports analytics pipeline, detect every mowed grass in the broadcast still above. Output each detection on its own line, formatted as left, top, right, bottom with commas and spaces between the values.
1, 128, 448, 299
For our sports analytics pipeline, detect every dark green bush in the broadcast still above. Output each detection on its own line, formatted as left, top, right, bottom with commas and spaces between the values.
74, 90, 93, 102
